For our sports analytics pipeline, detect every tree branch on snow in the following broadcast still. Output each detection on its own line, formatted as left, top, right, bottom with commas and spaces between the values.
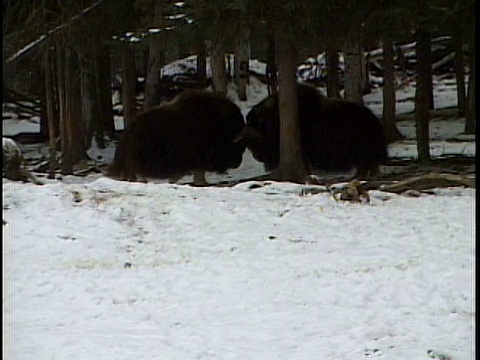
305, 174, 474, 201
377, 173, 475, 193
361, 173, 475, 195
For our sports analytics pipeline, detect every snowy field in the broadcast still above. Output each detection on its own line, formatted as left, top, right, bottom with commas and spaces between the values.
2, 75, 476, 360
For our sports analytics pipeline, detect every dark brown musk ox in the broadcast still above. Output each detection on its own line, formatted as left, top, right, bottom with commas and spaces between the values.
108, 90, 247, 185
239, 83, 388, 178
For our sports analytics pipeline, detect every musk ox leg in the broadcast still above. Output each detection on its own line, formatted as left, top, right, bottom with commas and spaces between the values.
168, 172, 186, 184
192, 169, 208, 186
123, 151, 139, 183
355, 165, 381, 180
168, 170, 208, 186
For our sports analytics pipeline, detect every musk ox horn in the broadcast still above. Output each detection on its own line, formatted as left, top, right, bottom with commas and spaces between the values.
232, 125, 263, 143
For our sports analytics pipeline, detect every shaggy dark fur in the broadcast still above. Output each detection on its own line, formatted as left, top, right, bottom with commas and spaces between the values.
108, 90, 246, 183
245, 84, 388, 176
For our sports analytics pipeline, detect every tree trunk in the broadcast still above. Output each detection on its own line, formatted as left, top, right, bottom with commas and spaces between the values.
266, 26, 277, 95
234, 14, 250, 101
121, 44, 137, 130
98, 44, 115, 136
226, 54, 233, 79
196, 35, 207, 89
144, 33, 164, 110
395, 44, 409, 81
32, 58, 50, 140
38, 87, 50, 140
360, 33, 370, 95
44, 48, 57, 179
271, 29, 309, 183
425, 32, 434, 110
382, 36, 405, 143
210, 41, 228, 97
143, 1, 165, 110
343, 39, 364, 104
454, 34, 466, 117
326, 42, 341, 98
142, 48, 149, 79
465, 30, 475, 134
415, 28, 431, 164
64, 48, 85, 165
79, 61, 93, 144
56, 47, 72, 174
80, 50, 101, 148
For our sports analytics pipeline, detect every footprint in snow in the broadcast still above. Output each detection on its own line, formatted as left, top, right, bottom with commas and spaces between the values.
364, 348, 384, 358
427, 349, 454, 360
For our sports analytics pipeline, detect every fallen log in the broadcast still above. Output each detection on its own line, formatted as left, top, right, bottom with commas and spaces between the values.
320, 173, 474, 203
377, 173, 474, 193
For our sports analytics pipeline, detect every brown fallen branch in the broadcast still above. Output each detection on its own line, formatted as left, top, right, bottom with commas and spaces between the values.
4, 88, 41, 104
369, 173, 475, 194
73, 166, 102, 177
2, 99, 42, 116
317, 173, 474, 203
395, 75, 415, 90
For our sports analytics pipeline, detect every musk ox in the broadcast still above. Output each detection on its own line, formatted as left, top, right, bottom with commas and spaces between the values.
242, 84, 388, 177
108, 90, 247, 184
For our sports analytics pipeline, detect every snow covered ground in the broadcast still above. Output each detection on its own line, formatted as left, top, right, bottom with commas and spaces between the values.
2, 75, 476, 360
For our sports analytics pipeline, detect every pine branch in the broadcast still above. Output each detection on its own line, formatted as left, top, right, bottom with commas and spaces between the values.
6, 0, 107, 64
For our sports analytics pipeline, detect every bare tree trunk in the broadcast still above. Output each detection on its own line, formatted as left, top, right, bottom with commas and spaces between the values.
266, 26, 277, 95
395, 44, 409, 81
271, 29, 309, 183
326, 42, 341, 98
44, 48, 57, 179
38, 85, 50, 140
210, 41, 228, 97
98, 44, 115, 136
425, 32, 434, 110
144, 1, 164, 110
415, 28, 431, 163
144, 35, 164, 110
465, 31, 475, 134
343, 39, 364, 104
360, 31, 370, 95
454, 34, 466, 117
234, 13, 250, 101
79, 44, 111, 150
80, 54, 96, 149
196, 35, 207, 89
56, 46, 72, 174
121, 44, 137, 130
64, 48, 85, 165
383, 36, 405, 143
63, 67, 75, 172
235, 29, 250, 101
32, 57, 50, 140
142, 48, 149, 79
226, 54, 233, 79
